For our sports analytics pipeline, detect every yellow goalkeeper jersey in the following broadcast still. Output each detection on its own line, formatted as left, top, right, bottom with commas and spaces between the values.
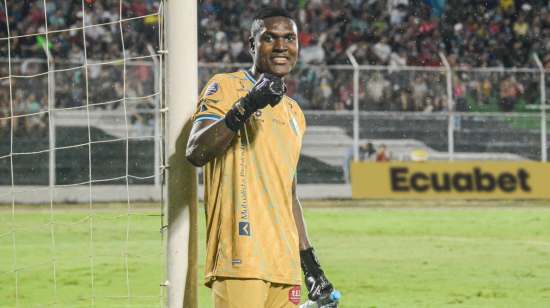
192, 70, 305, 287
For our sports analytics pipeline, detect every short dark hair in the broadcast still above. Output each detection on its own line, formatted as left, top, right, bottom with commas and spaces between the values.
251, 7, 296, 38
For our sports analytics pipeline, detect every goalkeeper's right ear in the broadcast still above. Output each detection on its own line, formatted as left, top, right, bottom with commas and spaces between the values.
224, 73, 286, 132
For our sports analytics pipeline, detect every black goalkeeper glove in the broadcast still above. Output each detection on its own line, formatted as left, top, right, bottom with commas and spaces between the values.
224, 73, 286, 132
300, 247, 339, 308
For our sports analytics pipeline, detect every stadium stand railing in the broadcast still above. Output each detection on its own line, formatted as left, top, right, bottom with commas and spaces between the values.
1, 60, 549, 200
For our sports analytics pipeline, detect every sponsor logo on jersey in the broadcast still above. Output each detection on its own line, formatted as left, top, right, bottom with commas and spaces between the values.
238, 222, 250, 236
237, 81, 247, 92
205, 82, 219, 96
232, 259, 242, 265
254, 110, 265, 122
289, 286, 301, 305
238, 141, 250, 235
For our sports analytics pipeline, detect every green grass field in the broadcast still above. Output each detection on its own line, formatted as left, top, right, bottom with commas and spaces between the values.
1, 201, 550, 307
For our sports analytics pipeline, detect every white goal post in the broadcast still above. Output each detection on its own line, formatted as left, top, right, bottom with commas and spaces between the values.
164, 1, 199, 308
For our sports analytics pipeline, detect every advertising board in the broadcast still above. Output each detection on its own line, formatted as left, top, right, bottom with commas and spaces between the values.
351, 162, 548, 199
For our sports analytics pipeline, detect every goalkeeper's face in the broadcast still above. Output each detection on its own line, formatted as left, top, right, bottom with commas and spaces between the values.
250, 17, 298, 79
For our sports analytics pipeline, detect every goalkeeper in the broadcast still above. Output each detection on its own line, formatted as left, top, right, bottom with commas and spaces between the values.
186, 7, 338, 308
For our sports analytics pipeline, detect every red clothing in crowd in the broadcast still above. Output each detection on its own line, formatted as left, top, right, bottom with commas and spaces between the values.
298, 31, 313, 47
375, 153, 388, 162
419, 22, 437, 35
131, 1, 148, 17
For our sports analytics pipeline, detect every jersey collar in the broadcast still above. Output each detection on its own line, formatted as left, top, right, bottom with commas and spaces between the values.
242, 70, 256, 83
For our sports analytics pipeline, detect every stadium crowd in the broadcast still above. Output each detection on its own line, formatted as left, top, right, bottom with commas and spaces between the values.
1, 0, 550, 135
197, 0, 550, 111
0, 0, 159, 136
198, 0, 550, 68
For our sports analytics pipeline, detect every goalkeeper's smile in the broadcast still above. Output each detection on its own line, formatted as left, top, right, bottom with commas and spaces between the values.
249, 16, 298, 80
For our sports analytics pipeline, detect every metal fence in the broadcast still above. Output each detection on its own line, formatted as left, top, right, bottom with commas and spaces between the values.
199, 57, 549, 165
1, 58, 549, 186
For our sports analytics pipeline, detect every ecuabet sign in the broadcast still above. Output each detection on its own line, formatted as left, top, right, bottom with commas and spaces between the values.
350, 162, 549, 199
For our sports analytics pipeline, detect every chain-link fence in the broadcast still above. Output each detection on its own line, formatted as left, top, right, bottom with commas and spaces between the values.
0, 58, 160, 187
197, 62, 548, 183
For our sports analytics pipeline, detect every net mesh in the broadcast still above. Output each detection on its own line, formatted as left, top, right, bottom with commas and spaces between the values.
0, 1, 166, 307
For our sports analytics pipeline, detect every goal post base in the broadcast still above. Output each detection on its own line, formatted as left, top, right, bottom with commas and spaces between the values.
166, 120, 199, 308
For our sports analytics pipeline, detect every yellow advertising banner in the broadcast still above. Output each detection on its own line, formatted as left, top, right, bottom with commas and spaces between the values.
351, 162, 550, 199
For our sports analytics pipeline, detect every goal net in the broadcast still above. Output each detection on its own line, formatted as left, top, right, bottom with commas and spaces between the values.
0, 1, 166, 307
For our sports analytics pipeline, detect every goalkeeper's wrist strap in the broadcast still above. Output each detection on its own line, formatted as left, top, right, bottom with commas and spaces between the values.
224, 97, 255, 132
300, 247, 324, 277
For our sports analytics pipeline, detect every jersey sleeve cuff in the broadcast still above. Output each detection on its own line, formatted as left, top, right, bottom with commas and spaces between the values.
193, 114, 222, 123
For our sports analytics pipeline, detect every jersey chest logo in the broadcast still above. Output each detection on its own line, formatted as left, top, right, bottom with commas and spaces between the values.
290, 115, 300, 136
205, 83, 219, 96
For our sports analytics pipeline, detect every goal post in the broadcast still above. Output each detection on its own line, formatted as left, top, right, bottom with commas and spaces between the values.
164, 1, 199, 308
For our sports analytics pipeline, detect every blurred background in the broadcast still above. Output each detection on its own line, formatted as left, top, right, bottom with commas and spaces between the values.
2, 0, 550, 198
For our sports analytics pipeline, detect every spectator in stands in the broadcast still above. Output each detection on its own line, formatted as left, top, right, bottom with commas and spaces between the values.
398, 89, 413, 111
311, 64, 333, 110
423, 90, 444, 112
390, 4, 407, 26
373, 37, 392, 65
389, 49, 407, 73
514, 15, 529, 37
374, 144, 392, 162
453, 75, 469, 112
334, 76, 353, 110
300, 36, 326, 64
480, 77, 494, 105
366, 73, 386, 111
229, 34, 244, 60
523, 74, 541, 106
54, 74, 71, 108
71, 70, 85, 107
23, 94, 46, 134
0, 90, 9, 135
68, 44, 85, 64
412, 77, 428, 111
499, 76, 524, 112
134, 99, 155, 137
